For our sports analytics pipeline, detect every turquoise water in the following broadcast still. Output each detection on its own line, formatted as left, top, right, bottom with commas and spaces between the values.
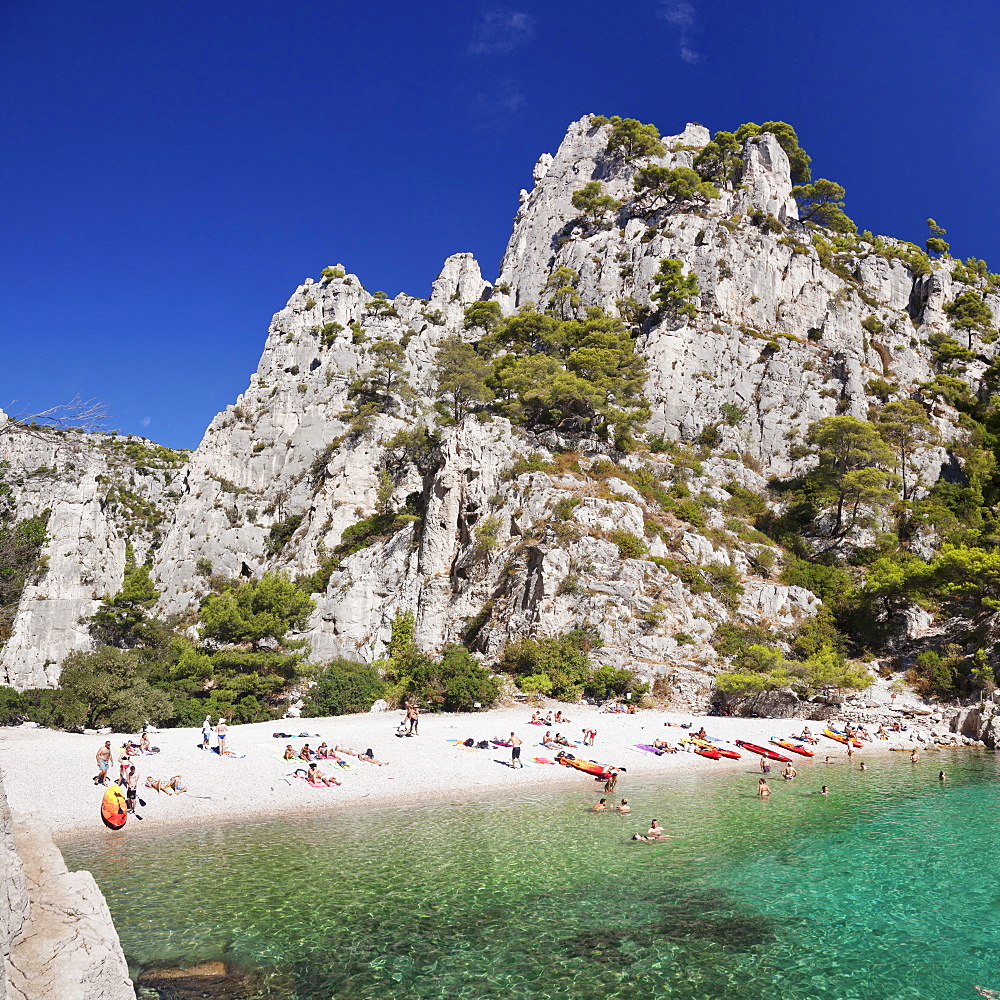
61, 750, 1000, 1000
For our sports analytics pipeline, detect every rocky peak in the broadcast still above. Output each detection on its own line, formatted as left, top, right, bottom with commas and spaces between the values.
2, 114, 997, 701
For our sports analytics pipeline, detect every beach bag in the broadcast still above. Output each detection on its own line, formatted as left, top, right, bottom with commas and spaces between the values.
463, 738, 475, 746
476, 740, 489, 749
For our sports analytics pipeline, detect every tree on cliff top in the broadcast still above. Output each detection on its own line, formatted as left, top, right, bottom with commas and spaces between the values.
590, 116, 665, 161
793, 179, 857, 234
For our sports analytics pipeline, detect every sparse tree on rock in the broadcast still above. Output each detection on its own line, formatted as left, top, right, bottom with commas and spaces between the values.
876, 400, 938, 501
792, 179, 857, 234
632, 165, 719, 211
944, 289, 995, 350
432, 335, 491, 422
806, 415, 896, 536
570, 182, 622, 225
603, 116, 665, 162
651, 258, 699, 321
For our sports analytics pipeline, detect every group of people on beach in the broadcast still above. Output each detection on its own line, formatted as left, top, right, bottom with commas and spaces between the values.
93, 737, 187, 814
201, 716, 229, 753
529, 710, 571, 726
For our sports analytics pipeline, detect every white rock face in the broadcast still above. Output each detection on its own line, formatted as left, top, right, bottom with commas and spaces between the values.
1, 115, 994, 702
0, 772, 133, 1000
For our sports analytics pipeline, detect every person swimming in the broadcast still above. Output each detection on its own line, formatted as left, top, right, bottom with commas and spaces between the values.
757, 778, 771, 798
593, 798, 608, 812
617, 799, 631, 813
633, 819, 671, 841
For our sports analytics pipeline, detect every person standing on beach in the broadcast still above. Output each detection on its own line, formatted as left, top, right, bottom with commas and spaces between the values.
125, 765, 139, 813
759, 756, 771, 773
202, 715, 213, 750
510, 732, 523, 768
406, 702, 419, 736
216, 718, 228, 754
94, 741, 112, 785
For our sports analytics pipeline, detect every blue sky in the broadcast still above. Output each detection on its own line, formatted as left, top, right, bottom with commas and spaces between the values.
2, 0, 998, 449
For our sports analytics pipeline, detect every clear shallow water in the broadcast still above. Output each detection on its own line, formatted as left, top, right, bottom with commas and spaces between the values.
61, 750, 1000, 1000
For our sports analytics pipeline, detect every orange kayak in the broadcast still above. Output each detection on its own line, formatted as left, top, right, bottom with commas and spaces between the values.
555, 754, 612, 778
822, 730, 863, 749
101, 784, 127, 829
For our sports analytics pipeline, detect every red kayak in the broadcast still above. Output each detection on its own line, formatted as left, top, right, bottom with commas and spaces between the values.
771, 739, 814, 758
735, 740, 791, 762
694, 746, 722, 760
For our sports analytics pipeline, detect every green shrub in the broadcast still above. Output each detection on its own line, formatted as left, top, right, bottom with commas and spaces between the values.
498, 629, 597, 701
585, 664, 648, 701
518, 673, 553, 695
267, 513, 304, 555
303, 659, 386, 716
608, 529, 647, 559
0, 686, 26, 725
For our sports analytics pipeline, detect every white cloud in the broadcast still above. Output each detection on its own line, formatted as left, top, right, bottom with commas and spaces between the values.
659, 0, 702, 63
468, 9, 534, 56
140, 416, 151, 428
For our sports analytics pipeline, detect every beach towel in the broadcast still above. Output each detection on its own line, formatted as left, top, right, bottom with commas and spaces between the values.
635, 744, 666, 755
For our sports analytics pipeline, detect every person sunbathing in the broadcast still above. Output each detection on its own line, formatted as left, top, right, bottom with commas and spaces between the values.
553, 733, 572, 746
876, 725, 888, 738
140, 732, 151, 753
554, 710, 571, 723
799, 727, 818, 743
168, 775, 187, 793
857, 726, 872, 741
307, 763, 340, 786
694, 727, 708, 740
530, 711, 542, 724
316, 742, 330, 758
145, 777, 175, 794
334, 745, 388, 765
542, 730, 552, 745
283, 745, 297, 760
543, 713, 554, 726
652, 739, 678, 753
298, 744, 313, 761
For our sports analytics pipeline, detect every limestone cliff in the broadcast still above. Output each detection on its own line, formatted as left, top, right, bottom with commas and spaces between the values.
2, 116, 996, 701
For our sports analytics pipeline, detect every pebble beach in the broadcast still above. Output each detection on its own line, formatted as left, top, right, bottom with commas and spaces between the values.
0, 703, 946, 837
